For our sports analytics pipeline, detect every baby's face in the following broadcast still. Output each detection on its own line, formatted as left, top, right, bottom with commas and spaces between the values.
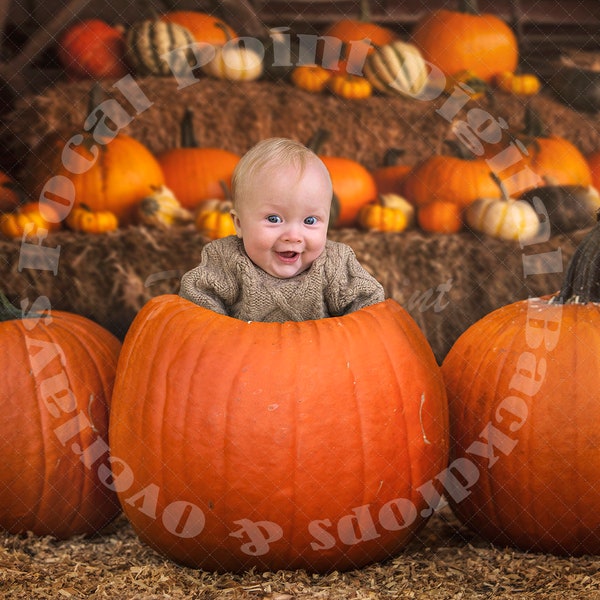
232, 159, 332, 279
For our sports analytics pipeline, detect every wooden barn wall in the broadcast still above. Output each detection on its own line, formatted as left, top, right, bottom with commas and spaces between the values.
3, 0, 600, 46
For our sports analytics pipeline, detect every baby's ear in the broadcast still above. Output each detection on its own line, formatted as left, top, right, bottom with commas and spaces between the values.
230, 210, 243, 238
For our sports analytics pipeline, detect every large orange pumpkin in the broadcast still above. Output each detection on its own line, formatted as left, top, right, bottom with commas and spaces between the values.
109, 296, 449, 573
402, 143, 502, 209
160, 10, 237, 45
478, 108, 592, 197
25, 130, 164, 225
517, 108, 592, 192
157, 109, 241, 210
0, 295, 122, 538
371, 149, 412, 195
441, 221, 600, 555
308, 129, 377, 227
411, 0, 518, 83
320, 0, 396, 74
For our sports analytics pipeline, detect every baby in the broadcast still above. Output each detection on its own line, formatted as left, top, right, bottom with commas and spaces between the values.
179, 137, 384, 321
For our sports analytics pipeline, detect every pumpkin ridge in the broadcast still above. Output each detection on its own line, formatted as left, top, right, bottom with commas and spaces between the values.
364, 308, 414, 503
131, 21, 150, 75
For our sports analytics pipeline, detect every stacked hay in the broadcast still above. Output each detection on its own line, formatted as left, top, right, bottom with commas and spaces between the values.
0, 74, 595, 361
2, 75, 600, 178
0, 226, 584, 362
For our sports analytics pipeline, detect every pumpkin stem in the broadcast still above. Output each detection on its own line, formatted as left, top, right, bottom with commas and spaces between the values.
0, 293, 32, 322
489, 171, 511, 202
522, 104, 549, 138
443, 138, 477, 161
88, 82, 107, 116
213, 20, 233, 43
306, 128, 330, 154
181, 108, 198, 148
219, 179, 232, 201
382, 148, 405, 166
555, 215, 600, 304
359, 0, 372, 22
459, 0, 480, 15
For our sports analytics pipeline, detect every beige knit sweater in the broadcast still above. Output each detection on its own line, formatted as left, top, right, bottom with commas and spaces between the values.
179, 236, 385, 322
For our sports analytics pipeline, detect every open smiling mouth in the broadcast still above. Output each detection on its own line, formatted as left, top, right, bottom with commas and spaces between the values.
277, 251, 299, 261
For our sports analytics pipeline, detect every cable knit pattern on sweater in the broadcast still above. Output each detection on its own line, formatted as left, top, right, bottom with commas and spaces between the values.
179, 236, 385, 321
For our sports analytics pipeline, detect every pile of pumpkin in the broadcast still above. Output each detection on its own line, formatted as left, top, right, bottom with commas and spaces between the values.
2, 0, 600, 240
3, 100, 600, 243
53, 0, 542, 102
4, 213, 600, 570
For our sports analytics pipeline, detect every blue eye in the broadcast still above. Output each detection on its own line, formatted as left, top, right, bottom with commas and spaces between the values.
304, 216, 318, 225
267, 215, 282, 223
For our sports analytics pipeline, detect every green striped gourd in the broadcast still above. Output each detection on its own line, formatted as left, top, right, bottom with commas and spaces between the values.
363, 40, 428, 98
126, 19, 195, 76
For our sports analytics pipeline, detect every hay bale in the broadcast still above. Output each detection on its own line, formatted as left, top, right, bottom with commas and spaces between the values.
3, 75, 600, 178
0, 226, 584, 362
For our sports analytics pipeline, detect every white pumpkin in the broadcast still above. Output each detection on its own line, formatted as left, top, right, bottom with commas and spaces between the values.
465, 173, 540, 242
363, 40, 428, 98
202, 35, 263, 81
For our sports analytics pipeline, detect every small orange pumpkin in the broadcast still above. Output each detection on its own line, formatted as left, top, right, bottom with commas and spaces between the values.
66, 204, 119, 233
290, 65, 332, 93
494, 71, 541, 96
499, 106, 593, 196
327, 73, 373, 99
195, 196, 236, 240
57, 19, 129, 80
0, 202, 62, 239
417, 200, 463, 234
320, 0, 397, 74
403, 141, 502, 209
358, 193, 413, 232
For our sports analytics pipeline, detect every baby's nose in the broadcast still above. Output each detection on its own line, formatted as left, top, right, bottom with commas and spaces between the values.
282, 224, 302, 242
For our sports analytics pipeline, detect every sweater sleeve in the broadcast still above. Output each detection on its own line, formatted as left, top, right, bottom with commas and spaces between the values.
325, 242, 385, 316
178, 239, 241, 315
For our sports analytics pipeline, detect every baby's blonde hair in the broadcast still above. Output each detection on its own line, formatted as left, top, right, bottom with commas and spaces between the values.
231, 138, 332, 209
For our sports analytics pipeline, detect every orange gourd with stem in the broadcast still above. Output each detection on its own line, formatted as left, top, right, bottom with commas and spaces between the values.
403, 140, 502, 209
25, 84, 164, 225
411, 0, 518, 83
371, 149, 412, 195
320, 0, 396, 74
157, 108, 241, 210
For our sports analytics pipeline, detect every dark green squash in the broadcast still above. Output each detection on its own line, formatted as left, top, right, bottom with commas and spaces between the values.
520, 184, 600, 235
